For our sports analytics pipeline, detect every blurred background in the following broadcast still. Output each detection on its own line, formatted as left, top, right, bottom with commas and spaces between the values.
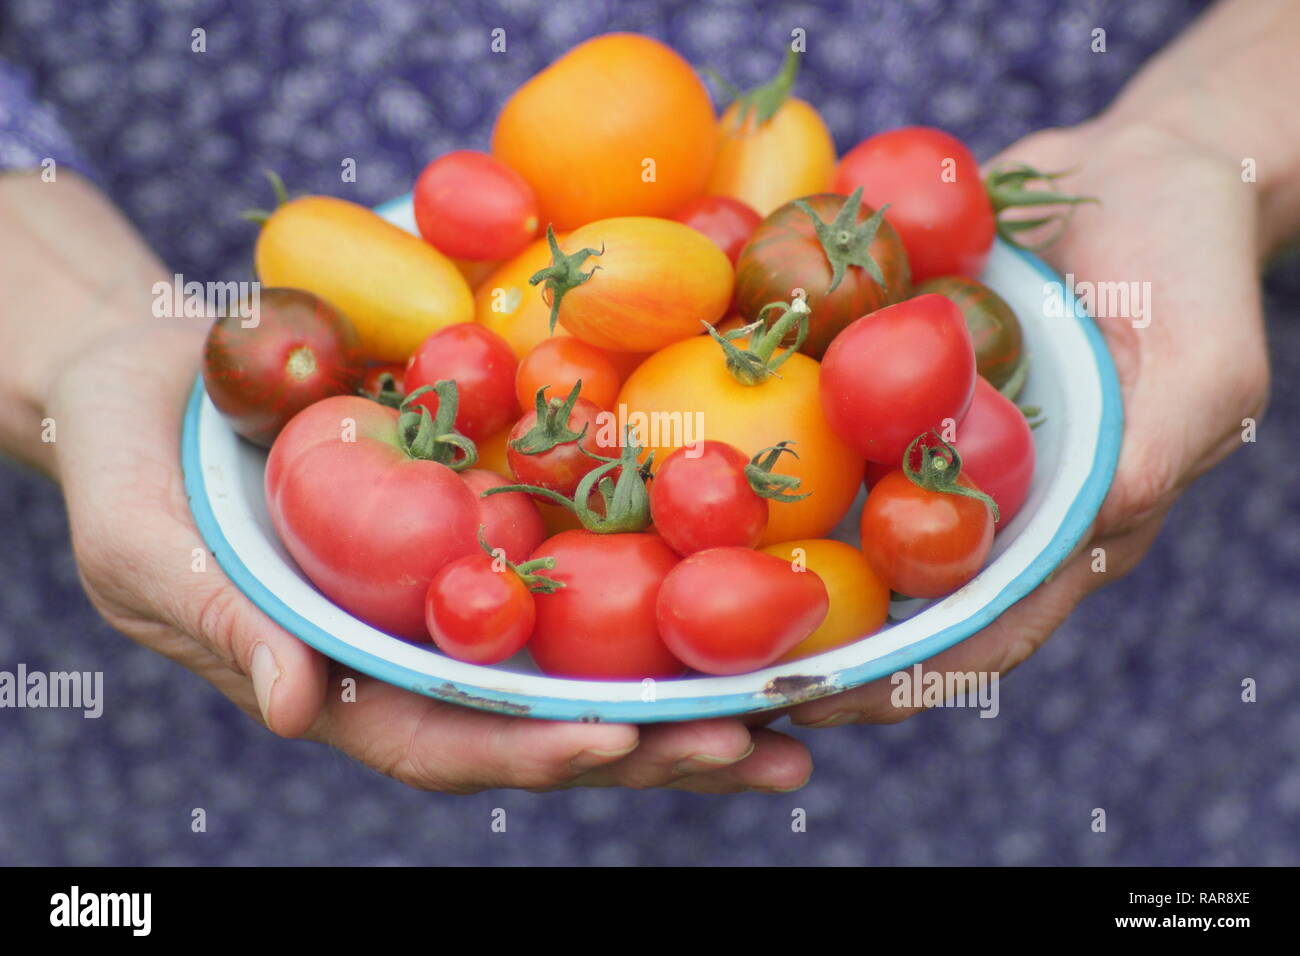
2, 0, 1297, 865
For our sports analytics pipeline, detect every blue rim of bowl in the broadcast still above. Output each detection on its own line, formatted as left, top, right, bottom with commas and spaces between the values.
183, 239, 1122, 723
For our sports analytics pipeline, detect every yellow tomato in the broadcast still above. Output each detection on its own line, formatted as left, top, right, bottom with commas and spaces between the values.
617, 334, 862, 545
492, 33, 716, 230
762, 539, 889, 662
540, 218, 733, 353
453, 257, 502, 291
474, 234, 565, 360
255, 196, 472, 362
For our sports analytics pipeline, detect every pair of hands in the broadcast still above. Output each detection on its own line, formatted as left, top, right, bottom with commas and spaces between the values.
48, 117, 1269, 793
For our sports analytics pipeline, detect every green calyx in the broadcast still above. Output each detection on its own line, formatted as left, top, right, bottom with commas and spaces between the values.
902, 431, 999, 523
510, 381, 587, 456
484, 429, 653, 535
984, 163, 1099, 250
794, 186, 890, 294
476, 526, 563, 594
745, 441, 809, 503
704, 298, 810, 386
241, 169, 290, 224
716, 46, 801, 130
396, 382, 478, 471
528, 225, 603, 333
364, 371, 404, 409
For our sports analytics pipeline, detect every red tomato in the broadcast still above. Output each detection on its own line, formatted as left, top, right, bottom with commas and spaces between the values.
425, 554, 536, 665
649, 441, 768, 555
404, 323, 519, 441
528, 531, 685, 679
203, 288, 363, 447
656, 547, 829, 675
265, 396, 480, 639
860, 467, 994, 599
515, 336, 621, 413
834, 127, 995, 283
671, 195, 763, 266
507, 387, 618, 498
360, 362, 405, 403
413, 150, 539, 261
820, 293, 976, 464
461, 469, 546, 562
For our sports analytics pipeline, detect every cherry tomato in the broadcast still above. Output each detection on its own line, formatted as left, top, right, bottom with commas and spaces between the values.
507, 388, 618, 498
425, 555, 536, 665
528, 530, 685, 679
413, 150, 539, 262
671, 195, 762, 266
820, 293, 976, 464
404, 323, 519, 441
203, 288, 363, 447
734, 192, 910, 358
515, 336, 620, 413
359, 362, 405, 403
461, 469, 546, 563
834, 127, 995, 283
915, 276, 1024, 389
265, 396, 481, 639
860, 468, 994, 599
656, 547, 829, 675
761, 540, 890, 662
649, 442, 768, 555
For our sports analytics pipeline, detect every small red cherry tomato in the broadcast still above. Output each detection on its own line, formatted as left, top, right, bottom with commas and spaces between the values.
413, 150, 539, 261
528, 530, 685, 679
656, 547, 829, 675
507, 386, 618, 498
404, 323, 520, 441
672, 195, 762, 266
820, 293, 976, 464
515, 336, 621, 413
461, 469, 546, 563
425, 554, 536, 665
951, 377, 1035, 527
649, 441, 769, 555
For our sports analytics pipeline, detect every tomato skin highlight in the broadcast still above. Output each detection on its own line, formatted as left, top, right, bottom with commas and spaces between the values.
404, 323, 520, 441
761, 540, 890, 662
656, 547, 829, 675
265, 396, 481, 639
834, 126, 995, 283
671, 195, 762, 266
425, 555, 536, 665
649, 442, 768, 555
413, 150, 539, 262
203, 288, 364, 448
528, 531, 685, 679
515, 337, 620, 413
819, 293, 976, 464
860, 470, 994, 598
734, 194, 910, 359
492, 34, 716, 230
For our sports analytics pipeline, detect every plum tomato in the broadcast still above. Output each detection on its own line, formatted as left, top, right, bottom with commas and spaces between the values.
819, 293, 976, 464
834, 126, 995, 283
203, 287, 363, 447
656, 547, 829, 675
916, 276, 1023, 389
671, 195, 763, 266
528, 530, 685, 679
515, 336, 621, 413
860, 434, 996, 599
404, 323, 520, 441
413, 150, 539, 262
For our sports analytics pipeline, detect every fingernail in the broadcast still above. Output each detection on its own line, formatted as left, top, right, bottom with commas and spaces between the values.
753, 780, 809, 794
569, 743, 638, 772
251, 643, 281, 727
673, 741, 756, 775
794, 711, 854, 729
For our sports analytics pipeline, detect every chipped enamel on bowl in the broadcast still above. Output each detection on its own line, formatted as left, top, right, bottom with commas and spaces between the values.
181, 194, 1122, 722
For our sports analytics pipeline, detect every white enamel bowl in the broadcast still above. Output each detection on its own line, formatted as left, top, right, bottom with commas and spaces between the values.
181, 195, 1122, 722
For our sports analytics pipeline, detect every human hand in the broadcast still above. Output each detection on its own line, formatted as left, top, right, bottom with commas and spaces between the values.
788, 118, 1270, 727
46, 321, 812, 793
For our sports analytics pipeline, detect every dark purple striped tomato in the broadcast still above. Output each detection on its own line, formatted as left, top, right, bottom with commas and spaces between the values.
916, 276, 1023, 389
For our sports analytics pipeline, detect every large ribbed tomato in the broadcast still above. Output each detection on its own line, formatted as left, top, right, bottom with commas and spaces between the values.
492, 34, 716, 230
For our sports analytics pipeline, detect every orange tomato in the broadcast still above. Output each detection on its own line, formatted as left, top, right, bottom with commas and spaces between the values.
761, 539, 889, 662
538, 218, 733, 353
476, 426, 513, 480
255, 196, 473, 362
474, 234, 566, 359
707, 52, 836, 216
617, 335, 863, 546
492, 34, 716, 229
453, 257, 502, 291
516, 337, 621, 412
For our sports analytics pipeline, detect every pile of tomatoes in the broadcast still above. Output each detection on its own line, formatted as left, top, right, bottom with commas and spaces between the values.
203, 33, 1071, 680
